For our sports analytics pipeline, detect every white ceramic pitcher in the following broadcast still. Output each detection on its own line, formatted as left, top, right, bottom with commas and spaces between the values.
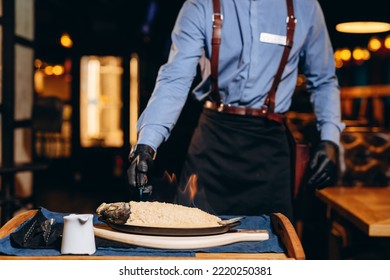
61, 214, 96, 255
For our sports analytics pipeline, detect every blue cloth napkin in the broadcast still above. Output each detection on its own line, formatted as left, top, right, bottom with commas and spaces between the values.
0, 208, 285, 256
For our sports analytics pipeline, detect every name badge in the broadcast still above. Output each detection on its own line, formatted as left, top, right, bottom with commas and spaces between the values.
260, 32, 287, 46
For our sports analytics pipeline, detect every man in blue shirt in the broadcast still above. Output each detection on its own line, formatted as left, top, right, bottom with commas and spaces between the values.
128, 0, 345, 220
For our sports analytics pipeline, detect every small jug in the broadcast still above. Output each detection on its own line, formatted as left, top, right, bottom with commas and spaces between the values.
61, 214, 96, 255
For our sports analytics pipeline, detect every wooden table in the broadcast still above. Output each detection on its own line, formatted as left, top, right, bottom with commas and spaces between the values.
316, 187, 390, 237
0, 210, 305, 260
316, 186, 390, 259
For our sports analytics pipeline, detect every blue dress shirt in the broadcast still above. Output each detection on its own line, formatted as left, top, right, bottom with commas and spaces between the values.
137, 0, 345, 150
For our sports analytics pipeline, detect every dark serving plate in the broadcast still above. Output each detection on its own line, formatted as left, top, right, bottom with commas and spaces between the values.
98, 218, 242, 236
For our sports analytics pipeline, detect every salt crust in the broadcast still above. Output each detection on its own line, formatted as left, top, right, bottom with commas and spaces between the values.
126, 201, 222, 228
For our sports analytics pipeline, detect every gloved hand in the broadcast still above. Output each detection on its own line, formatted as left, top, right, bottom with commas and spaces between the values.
306, 140, 339, 190
127, 144, 156, 188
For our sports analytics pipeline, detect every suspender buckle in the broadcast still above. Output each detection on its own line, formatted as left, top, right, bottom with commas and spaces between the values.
212, 13, 223, 22
260, 105, 268, 115
286, 15, 297, 24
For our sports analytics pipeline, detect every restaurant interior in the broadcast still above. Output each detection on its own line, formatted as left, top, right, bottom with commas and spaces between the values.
0, 0, 389, 260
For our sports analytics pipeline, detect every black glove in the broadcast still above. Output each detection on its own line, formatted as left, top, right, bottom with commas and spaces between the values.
306, 140, 339, 190
127, 144, 156, 188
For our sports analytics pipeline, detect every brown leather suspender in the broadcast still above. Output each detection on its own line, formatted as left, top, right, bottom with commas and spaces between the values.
264, 0, 296, 120
210, 0, 296, 122
211, 0, 223, 104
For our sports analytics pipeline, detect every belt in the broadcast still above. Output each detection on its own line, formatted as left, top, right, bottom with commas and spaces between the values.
204, 101, 285, 124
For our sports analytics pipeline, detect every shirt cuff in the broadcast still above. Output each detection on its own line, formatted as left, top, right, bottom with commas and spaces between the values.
320, 122, 343, 147
137, 125, 167, 152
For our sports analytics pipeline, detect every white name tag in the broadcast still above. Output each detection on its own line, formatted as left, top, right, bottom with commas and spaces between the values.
260, 32, 287, 46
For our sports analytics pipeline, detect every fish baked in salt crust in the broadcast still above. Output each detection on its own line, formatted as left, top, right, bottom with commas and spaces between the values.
96, 201, 222, 228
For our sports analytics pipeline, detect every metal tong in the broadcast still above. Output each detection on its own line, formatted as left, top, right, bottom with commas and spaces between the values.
138, 174, 153, 200
217, 217, 244, 226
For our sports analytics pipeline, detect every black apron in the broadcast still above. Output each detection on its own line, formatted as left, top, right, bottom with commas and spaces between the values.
176, 108, 293, 220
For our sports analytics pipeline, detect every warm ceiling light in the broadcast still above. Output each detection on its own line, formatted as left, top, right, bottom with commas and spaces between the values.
44, 65, 53, 75
368, 37, 382, 51
34, 59, 43, 69
336, 22, 390, 34
340, 48, 352, 61
52, 65, 65, 75
352, 47, 365, 60
385, 36, 390, 49
362, 49, 370, 60
60, 33, 73, 48
334, 49, 342, 60
335, 59, 343, 69
352, 47, 370, 61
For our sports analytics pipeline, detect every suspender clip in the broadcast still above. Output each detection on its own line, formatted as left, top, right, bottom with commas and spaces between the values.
286, 15, 297, 24
212, 13, 223, 22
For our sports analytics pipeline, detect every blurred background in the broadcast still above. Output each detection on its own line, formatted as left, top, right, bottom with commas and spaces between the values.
0, 0, 390, 259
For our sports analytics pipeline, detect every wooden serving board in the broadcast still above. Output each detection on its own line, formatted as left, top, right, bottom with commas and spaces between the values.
94, 224, 269, 250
